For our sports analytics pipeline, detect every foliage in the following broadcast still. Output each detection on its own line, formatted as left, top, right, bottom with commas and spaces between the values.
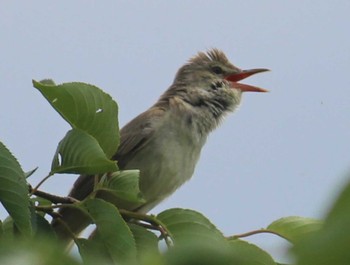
0, 80, 349, 264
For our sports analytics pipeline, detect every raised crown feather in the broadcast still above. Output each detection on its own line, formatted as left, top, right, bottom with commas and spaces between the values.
188, 48, 230, 65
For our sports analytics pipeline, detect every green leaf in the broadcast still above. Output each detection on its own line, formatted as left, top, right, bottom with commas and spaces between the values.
51, 129, 118, 174
81, 198, 137, 263
157, 208, 226, 247
39, 79, 56, 85
1, 217, 15, 240
267, 216, 322, 243
31, 212, 56, 238
33, 80, 119, 158
0, 237, 79, 265
107, 170, 144, 203
294, 176, 350, 265
24, 167, 38, 179
164, 243, 238, 265
0, 142, 31, 236
228, 239, 277, 265
325, 177, 350, 224
129, 224, 159, 255
95, 170, 145, 209
76, 238, 111, 265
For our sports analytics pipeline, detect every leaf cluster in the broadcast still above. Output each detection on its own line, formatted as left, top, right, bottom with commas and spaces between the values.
0, 80, 349, 264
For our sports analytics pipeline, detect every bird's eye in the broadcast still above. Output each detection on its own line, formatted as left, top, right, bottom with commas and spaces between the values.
211, 66, 224, 75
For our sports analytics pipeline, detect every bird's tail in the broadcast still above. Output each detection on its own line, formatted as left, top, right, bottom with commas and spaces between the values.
51, 174, 95, 245
51, 206, 91, 245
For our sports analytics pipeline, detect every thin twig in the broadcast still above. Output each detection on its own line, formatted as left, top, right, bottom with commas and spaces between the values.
35, 205, 61, 218
35, 204, 68, 211
30, 187, 79, 204
30, 173, 54, 195
119, 209, 173, 247
128, 220, 158, 231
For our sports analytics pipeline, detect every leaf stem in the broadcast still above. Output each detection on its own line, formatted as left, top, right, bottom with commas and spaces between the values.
30, 172, 54, 195
119, 209, 173, 247
229, 229, 289, 241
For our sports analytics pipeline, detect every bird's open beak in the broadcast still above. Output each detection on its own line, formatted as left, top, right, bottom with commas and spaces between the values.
225, 68, 269, 92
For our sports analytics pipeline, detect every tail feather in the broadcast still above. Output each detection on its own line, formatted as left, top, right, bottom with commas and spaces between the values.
51, 174, 96, 245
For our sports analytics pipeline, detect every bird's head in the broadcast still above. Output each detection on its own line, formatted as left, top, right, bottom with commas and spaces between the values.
168, 49, 268, 117
155, 49, 268, 133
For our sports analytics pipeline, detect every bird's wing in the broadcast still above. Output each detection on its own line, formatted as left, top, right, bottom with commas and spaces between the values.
68, 107, 166, 198
112, 107, 165, 169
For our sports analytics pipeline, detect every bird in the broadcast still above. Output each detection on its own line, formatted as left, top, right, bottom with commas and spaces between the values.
52, 48, 269, 244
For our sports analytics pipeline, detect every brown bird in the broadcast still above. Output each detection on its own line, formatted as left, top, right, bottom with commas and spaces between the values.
52, 48, 269, 244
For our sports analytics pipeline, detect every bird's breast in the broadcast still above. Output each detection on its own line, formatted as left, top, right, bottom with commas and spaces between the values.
123, 112, 206, 210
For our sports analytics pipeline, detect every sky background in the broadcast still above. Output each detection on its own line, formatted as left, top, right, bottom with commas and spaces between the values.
1, 1, 350, 262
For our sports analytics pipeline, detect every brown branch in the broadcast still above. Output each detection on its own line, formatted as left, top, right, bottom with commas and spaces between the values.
29, 186, 79, 204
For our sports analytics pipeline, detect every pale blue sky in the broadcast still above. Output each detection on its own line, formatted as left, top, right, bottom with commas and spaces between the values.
1, 1, 350, 261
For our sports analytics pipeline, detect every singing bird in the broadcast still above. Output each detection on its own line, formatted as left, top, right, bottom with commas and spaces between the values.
52, 48, 269, 243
